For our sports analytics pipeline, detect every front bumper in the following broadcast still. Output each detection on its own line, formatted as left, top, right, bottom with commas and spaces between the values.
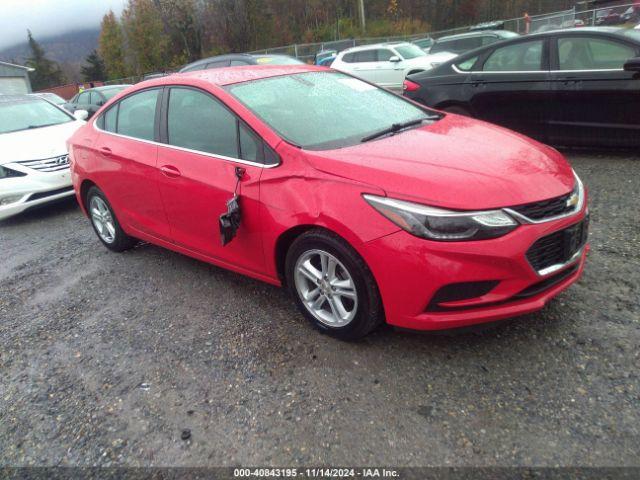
0, 168, 74, 221
362, 205, 589, 331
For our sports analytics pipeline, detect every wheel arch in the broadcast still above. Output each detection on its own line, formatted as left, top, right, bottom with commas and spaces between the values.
79, 179, 98, 214
274, 224, 369, 286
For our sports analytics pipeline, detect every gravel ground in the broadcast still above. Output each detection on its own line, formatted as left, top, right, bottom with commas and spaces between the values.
0, 152, 638, 468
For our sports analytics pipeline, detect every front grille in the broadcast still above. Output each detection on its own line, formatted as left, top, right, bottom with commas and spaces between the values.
16, 155, 70, 172
526, 219, 589, 273
510, 191, 574, 221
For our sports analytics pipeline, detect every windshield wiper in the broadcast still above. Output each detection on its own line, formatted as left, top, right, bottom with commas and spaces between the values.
361, 117, 433, 143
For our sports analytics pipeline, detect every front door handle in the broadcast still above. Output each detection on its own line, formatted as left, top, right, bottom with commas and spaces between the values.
99, 146, 112, 157
160, 165, 181, 178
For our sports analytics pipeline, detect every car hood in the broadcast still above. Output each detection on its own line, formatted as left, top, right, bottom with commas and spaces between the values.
0, 120, 84, 165
305, 114, 575, 210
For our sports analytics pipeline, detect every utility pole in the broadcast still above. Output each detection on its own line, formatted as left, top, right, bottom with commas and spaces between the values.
358, 0, 366, 32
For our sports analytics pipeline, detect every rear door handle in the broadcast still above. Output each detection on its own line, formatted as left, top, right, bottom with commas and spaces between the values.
160, 165, 181, 178
99, 146, 112, 156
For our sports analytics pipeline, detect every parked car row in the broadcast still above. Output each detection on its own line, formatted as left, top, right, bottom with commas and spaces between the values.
404, 27, 640, 148
329, 31, 521, 91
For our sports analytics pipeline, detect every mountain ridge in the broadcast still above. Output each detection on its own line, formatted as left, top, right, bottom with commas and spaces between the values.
0, 28, 100, 65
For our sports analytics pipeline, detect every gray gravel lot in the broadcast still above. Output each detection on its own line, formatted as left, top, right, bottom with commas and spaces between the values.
0, 152, 638, 467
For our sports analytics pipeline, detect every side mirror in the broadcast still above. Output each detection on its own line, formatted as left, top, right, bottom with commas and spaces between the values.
73, 109, 89, 121
389, 56, 401, 63
624, 57, 640, 72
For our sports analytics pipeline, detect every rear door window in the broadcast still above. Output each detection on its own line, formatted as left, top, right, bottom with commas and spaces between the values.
483, 40, 544, 72
454, 36, 483, 53
354, 50, 377, 63
557, 36, 636, 70
376, 49, 394, 61
116, 89, 159, 141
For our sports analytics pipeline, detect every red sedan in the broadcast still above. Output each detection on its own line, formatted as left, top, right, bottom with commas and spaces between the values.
68, 65, 589, 340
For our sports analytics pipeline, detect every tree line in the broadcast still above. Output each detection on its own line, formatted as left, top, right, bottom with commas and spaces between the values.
28, 0, 575, 87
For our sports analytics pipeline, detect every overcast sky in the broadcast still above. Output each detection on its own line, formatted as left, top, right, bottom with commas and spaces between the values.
0, 0, 126, 49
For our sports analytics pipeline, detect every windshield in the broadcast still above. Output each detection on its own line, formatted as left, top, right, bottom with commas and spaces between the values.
101, 87, 127, 100
394, 44, 427, 59
255, 56, 303, 65
0, 98, 73, 134
227, 71, 436, 150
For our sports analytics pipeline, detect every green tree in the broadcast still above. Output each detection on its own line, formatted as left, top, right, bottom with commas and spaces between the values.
122, 0, 169, 74
80, 50, 107, 82
25, 30, 64, 90
152, 0, 203, 63
99, 10, 128, 80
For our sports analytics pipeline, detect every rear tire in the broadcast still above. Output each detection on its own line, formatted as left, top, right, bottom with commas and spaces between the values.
285, 229, 383, 340
86, 186, 137, 252
443, 105, 473, 117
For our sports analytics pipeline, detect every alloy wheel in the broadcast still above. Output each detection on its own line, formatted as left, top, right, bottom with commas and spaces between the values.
294, 249, 358, 327
90, 196, 116, 244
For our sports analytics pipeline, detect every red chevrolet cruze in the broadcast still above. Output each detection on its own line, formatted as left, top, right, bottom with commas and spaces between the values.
68, 65, 589, 340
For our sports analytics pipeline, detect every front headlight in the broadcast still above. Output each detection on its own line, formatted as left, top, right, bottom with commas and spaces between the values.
363, 194, 518, 241
572, 169, 585, 212
0, 194, 24, 206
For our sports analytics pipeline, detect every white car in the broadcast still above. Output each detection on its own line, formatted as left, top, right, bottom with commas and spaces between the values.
331, 42, 447, 92
424, 30, 520, 69
0, 95, 87, 221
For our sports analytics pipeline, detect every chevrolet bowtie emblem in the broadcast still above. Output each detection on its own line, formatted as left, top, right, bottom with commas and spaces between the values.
566, 192, 579, 209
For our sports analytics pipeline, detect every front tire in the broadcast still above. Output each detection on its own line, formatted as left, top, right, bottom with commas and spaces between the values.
285, 229, 383, 340
86, 186, 137, 252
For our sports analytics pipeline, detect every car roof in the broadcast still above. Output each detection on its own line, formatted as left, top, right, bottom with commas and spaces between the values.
526, 26, 638, 39
181, 53, 296, 69
436, 30, 515, 41
144, 65, 327, 88
340, 42, 412, 54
